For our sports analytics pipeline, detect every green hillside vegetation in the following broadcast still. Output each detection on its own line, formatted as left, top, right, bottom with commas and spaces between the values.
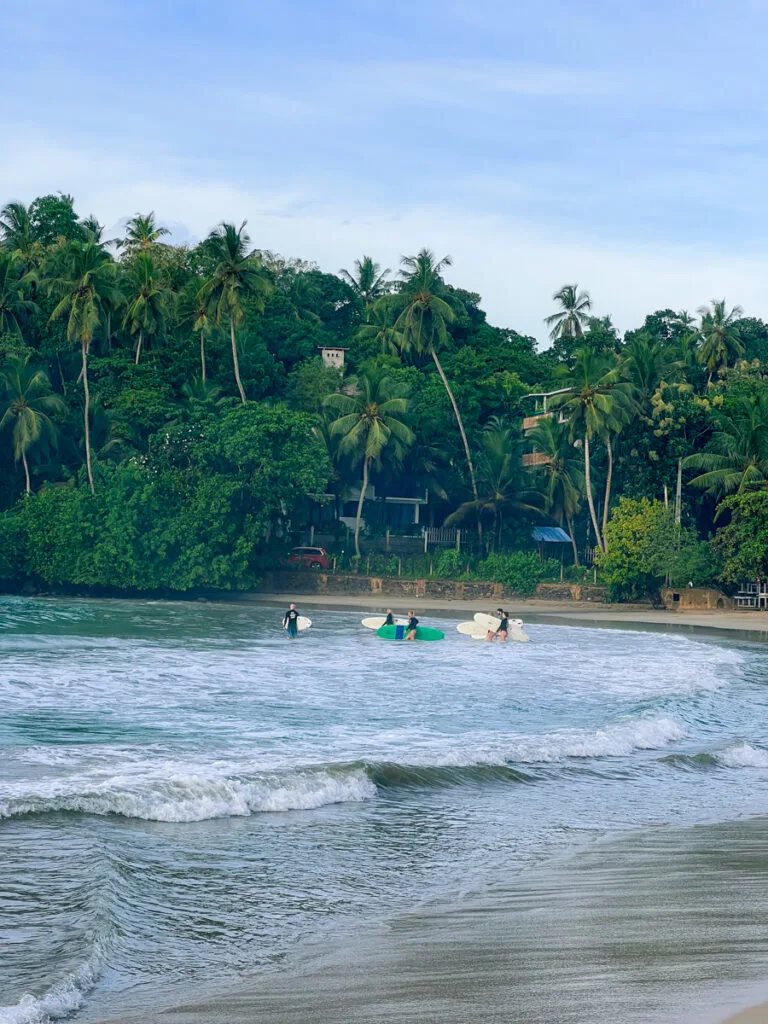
1, 193, 766, 597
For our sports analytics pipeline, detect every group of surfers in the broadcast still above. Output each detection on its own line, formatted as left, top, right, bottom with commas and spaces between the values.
283, 603, 512, 642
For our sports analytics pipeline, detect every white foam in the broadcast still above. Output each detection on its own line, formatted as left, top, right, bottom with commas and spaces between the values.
0, 960, 97, 1024
424, 716, 687, 766
0, 769, 377, 823
719, 742, 768, 768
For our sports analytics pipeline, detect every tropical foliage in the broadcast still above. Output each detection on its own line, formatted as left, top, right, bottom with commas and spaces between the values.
0, 191, 767, 596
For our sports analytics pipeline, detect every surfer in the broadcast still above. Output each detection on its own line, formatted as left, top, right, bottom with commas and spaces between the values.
384, 609, 395, 626
487, 607, 504, 641
283, 603, 300, 638
405, 611, 419, 641
496, 611, 510, 643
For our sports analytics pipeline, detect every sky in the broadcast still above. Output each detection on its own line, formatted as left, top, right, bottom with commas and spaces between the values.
3, 0, 768, 344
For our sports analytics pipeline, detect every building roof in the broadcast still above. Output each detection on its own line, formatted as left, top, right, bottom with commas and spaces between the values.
531, 526, 572, 543
317, 345, 349, 351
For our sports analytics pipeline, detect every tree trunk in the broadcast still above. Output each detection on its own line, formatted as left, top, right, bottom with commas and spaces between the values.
566, 513, 580, 566
135, 329, 143, 365
81, 342, 95, 494
230, 318, 247, 404
584, 435, 603, 553
602, 434, 614, 547
22, 450, 31, 494
354, 457, 369, 559
200, 330, 207, 382
431, 349, 481, 541
106, 311, 112, 353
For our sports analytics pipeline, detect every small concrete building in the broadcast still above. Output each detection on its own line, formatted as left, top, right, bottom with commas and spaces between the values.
318, 346, 348, 369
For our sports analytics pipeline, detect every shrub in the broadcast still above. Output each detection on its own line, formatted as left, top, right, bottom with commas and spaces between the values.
475, 551, 558, 595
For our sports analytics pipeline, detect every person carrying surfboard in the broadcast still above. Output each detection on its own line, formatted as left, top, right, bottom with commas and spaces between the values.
486, 608, 504, 642
405, 611, 419, 641
384, 609, 395, 626
496, 612, 510, 643
283, 603, 300, 638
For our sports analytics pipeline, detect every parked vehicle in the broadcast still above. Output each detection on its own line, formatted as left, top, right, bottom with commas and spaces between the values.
286, 546, 331, 570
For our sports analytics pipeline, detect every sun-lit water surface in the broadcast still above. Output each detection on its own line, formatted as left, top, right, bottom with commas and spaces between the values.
1, 596, 768, 1023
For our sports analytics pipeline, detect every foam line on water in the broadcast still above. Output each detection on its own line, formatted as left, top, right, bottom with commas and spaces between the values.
0, 959, 99, 1024
0, 769, 377, 823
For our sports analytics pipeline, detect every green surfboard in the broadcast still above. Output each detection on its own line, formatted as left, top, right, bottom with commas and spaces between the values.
376, 624, 444, 641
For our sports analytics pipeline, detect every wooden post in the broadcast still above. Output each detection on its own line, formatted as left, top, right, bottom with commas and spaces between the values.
424, 530, 428, 555
429, 560, 434, 576
456, 529, 461, 552
398, 557, 402, 576
386, 529, 390, 552
310, 524, 315, 544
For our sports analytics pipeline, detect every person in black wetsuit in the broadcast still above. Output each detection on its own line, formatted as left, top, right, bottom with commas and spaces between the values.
496, 612, 509, 643
405, 611, 419, 641
384, 609, 395, 626
283, 603, 300, 638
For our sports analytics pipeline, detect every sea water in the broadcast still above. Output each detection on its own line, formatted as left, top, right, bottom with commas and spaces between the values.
1, 597, 767, 1023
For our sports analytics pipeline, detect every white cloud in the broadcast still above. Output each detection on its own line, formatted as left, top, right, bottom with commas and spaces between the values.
3, 136, 768, 344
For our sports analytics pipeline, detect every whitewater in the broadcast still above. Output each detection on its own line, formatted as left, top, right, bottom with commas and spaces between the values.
2, 596, 768, 1024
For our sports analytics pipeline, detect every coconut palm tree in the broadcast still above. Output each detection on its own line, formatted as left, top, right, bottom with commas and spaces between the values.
324, 366, 414, 558
117, 211, 170, 255
445, 419, 541, 550
198, 222, 272, 404
544, 284, 592, 342
339, 256, 391, 310
391, 249, 479, 505
0, 251, 37, 337
354, 299, 404, 355
684, 393, 768, 500
122, 253, 173, 364
527, 415, 585, 566
549, 349, 635, 552
0, 201, 34, 256
46, 240, 118, 492
621, 333, 683, 411
697, 299, 744, 383
0, 354, 66, 493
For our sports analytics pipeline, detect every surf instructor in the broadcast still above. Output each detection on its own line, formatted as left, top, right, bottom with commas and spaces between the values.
283, 603, 300, 638
405, 611, 419, 641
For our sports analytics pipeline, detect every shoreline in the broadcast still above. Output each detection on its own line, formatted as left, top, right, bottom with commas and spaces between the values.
249, 591, 768, 637
722, 1005, 768, 1023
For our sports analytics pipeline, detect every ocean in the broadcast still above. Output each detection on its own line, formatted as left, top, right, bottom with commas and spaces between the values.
2, 596, 768, 1024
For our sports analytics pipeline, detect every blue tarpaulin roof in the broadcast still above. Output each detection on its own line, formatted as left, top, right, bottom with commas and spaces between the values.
531, 526, 572, 543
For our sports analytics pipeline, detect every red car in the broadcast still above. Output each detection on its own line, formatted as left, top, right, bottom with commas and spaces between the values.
286, 546, 331, 570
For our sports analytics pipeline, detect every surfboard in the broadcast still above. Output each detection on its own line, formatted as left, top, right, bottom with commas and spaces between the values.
457, 621, 487, 636
472, 612, 530, 642
376, 624, 444, 641
362, 616, 409, 630
284, 615, 312, 632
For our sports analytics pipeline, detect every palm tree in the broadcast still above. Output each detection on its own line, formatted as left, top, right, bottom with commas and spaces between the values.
339, 256, 391, 309
621, 333, 682, 410
697, 299, 744, 383
0, 201, 34, 257
445, 419, 541, 550
355, 299, 404, 355
684, 394, 768, 500
324, 367, 414, 558
117, 212, 170, 255
549, 349, 634, 552
0, 354, 66, 493
198, 222, 272, 404
122, 253, 173, 364
527, 415, 584, 566
46, 240, 118, 492
544, 284, 592, 342
0, 250, 37, 337
391, 249, 479, 505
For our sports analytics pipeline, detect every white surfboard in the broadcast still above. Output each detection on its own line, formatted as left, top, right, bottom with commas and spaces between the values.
472, 612, 530, 642
362, 616, 408, 630
284, 615, 312, 631
457, 621, 486, 636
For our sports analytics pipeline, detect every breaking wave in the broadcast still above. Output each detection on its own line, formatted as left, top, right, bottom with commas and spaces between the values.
0, 959, 99, 1024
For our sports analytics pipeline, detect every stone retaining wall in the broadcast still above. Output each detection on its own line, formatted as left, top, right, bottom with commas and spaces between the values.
257, 572, 609, 602
661, 587, 733, 610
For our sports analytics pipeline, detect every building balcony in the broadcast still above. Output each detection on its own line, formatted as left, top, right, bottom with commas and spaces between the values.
522, 452, 553, 467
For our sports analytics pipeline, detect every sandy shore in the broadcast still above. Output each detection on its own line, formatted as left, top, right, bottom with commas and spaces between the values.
723, 1005, 768, 1022
250, 592, 768, 637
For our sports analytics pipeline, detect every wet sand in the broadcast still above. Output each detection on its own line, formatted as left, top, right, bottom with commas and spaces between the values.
97, 818, 768, 1024
724, 1006, 768, 1022
252, 591, 768, 637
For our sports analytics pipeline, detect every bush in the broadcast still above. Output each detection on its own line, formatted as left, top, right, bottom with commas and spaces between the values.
475, 551, 558, 595
433, 549, 468, 579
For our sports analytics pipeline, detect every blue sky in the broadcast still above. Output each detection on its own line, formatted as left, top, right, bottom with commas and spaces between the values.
4, 0, 768, 342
